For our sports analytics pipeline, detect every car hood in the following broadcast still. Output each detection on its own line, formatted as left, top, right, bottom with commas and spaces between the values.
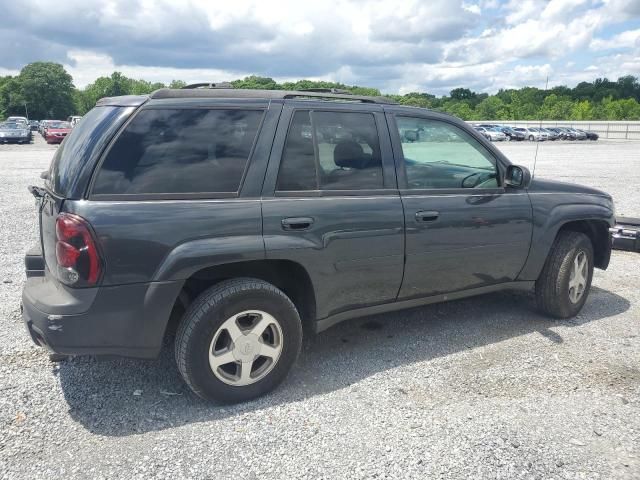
0, 128, 27, 134
47, 128, 71, 133
528, 177, 612, 199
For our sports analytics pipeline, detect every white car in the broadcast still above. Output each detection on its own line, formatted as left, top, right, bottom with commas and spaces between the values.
513, 127, 546, 141
474, 126, 507, 141
7, 116, 28, 126
67, 115, 82, 127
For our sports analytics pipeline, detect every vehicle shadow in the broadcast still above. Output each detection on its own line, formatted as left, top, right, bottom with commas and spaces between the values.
57, 285, 630, 436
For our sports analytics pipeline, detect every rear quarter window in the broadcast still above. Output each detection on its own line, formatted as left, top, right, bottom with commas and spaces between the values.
91, 108, 264, 196
49, 106, 134, 197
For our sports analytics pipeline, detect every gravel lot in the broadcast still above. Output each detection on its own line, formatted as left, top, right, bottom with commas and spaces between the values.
1, 136, 639, 479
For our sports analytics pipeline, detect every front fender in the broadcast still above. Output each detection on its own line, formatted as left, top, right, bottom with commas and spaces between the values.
152, 235, 265, 281
517, 194, 614, 281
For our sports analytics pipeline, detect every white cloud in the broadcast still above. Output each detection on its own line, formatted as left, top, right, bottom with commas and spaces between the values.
590, 28, 640, 49
0, 0, 638, 95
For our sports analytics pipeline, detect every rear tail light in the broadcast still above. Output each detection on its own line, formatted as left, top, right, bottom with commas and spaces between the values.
54, 213, 102, 286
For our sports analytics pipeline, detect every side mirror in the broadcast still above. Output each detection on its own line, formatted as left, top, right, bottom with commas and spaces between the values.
504, 165, 531, 188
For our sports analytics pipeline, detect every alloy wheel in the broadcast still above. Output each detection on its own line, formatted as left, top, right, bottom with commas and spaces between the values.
568, 250, 588, 304
208, 310, 284, 386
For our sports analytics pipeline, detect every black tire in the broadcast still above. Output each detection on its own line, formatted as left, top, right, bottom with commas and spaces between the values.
528, 135, 534, 141
535, 231, 594, 318
175, 278, 303, 403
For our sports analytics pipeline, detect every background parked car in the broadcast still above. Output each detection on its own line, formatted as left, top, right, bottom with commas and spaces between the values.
499, 126, 525, 141
474, 126, 507, 141
513, 127, 545, 141
28, 120, 40, 131
0, 122, 32, 144
577, 129, 599, 140
44, 121, 72, 144
7, 116, 28, 126
567, 127, 587, 140
39, 120, 54, 136
539, 128, 559, 140
67, 115, 82, 127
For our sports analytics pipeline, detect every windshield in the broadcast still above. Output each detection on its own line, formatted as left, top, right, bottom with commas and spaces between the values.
49, 121, 71, 129
1, 123, 20, 129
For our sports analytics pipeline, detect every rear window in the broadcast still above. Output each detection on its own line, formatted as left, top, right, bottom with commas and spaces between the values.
49, 106, 134, 196
92, 108, 264, 196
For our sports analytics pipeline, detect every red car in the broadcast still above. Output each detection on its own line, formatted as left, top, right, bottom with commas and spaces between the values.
45, 121, 72, 144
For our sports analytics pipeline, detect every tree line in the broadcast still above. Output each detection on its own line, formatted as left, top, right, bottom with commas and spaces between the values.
2, 62, 640, 121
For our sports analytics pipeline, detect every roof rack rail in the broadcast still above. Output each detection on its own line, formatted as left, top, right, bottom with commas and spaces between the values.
298, 88, 353, 95
182, 82, 234, 89
150, 88, 397, 105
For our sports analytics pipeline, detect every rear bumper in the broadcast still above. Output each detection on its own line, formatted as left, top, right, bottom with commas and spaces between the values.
610, 217, 640, 253
21, 249, 183, 358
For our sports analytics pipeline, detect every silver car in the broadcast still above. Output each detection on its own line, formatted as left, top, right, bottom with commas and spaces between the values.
0, 122, 31, 144
513, 127, 546, 141
474, 126, 507, 141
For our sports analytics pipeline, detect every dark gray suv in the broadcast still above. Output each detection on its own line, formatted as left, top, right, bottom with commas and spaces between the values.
23, 87, 614, 403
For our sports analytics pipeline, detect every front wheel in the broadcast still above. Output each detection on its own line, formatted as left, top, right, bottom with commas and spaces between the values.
535, 231, 594, 318
175, 278, 303, 403
528, 135, 535, 141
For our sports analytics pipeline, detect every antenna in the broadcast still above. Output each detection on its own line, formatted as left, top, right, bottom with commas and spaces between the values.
532, 75, 549, 179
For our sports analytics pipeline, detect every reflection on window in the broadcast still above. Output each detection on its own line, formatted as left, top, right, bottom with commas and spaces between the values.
93, 109, 263, 194
396, 117, 499, 189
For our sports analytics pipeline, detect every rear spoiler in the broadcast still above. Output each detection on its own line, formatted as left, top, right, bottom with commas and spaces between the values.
610, 217, 640, 253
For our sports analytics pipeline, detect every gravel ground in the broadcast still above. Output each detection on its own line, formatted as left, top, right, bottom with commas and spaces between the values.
0, 136, 639, 479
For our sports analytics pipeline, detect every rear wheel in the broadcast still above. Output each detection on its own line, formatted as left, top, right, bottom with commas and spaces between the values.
175, 278, 303, 403
528, 135, 535, 141
535, 231, 594, 318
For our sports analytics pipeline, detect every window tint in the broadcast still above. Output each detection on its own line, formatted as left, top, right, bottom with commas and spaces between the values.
277, 110, 383, 191
93, 108, 263, 195
395, 117, 499, 190
276, 111, 317, 191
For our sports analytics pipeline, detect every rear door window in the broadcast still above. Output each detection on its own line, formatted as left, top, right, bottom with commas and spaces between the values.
92, 108, 263, 195
276, 110, 384, 191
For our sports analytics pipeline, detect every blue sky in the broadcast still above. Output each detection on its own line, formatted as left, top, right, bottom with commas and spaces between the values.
1, 0, 639, 95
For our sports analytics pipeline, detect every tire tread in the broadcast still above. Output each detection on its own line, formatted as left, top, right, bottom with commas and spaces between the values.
535, 230, 593, 318
175, 278, 299, 401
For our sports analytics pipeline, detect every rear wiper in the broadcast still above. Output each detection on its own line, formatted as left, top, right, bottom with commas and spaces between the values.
28, 185, 47, 199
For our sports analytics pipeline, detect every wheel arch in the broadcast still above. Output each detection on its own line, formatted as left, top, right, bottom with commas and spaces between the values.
518, 202, 614, 281
164, 259, 317, 342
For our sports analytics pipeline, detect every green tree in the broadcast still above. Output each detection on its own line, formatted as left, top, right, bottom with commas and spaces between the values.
475, 96, 508, 120
441, 100, 474, 120
571, 100, 593, 120
539, 94, 574, 120
0, 62, 75, 119
169, 79, 187, 89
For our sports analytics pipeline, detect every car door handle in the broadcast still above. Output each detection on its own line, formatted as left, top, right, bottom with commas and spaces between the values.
281, 217, 314, 231
415, 210, 440, 223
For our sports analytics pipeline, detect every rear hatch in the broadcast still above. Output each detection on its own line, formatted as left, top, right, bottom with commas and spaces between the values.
33, 101, 142, 280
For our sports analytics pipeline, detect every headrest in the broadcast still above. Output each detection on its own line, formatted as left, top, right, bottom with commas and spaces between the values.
334, 140, 365, 169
